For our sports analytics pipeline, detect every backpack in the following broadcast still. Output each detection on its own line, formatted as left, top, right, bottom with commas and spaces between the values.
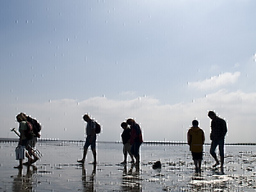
25, 121, 34, 140
27, 116, 41, 138
92, 121, 101, 134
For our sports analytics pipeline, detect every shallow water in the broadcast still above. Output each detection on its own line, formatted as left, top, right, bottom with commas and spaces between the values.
1, 141, 256, 191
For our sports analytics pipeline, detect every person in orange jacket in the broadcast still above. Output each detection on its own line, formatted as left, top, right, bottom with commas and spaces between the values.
187, 120, 205, 175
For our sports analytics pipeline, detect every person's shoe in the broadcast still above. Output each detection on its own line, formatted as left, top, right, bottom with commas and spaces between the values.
212, 162, 220, 168
120, 161, 127, 165
77, 159, 85, 164
89, 161, 97, 165
220, 167, 224, 174
14, 165, 23, 169
32, 156, 39, 164
23, 162, 29, 166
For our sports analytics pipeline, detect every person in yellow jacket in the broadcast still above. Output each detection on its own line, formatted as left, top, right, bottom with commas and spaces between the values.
187, 120, 205, 174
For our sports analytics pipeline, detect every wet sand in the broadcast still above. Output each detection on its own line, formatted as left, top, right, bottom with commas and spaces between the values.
1, 141, 256, 191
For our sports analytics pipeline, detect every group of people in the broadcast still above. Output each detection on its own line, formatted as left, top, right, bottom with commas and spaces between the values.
77, 115, 143, 167
14, 113, 41, 169
187, 111, 227, 175
15, 110, 227, 175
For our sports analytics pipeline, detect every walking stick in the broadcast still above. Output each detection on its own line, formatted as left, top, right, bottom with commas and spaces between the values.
11, 128, 42, 159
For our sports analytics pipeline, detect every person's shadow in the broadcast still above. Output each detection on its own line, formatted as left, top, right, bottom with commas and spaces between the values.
12, 165, 37, 191
82, 164, 96, 192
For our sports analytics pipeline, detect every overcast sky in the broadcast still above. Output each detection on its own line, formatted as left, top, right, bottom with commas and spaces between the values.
1, 0, 256, 143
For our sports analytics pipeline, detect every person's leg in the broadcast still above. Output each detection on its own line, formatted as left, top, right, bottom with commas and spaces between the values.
92, 149, 96, 164
219, 139, 225, 173
192, 153, 198, 173
133, 142, 141, 166
121, 144, 127, 164
198, 152, 203, 174
78, 137, 90, 163
193, 160, 198, 173
30, 138, 39, 164
210, 141, 219, 167
127, 144, 135, 163
198, 160, 202, 174
91, 135, 97, 164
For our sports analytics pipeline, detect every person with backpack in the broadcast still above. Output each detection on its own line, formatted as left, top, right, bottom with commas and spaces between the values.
20, 112, 41, 165
187, 120, 205, 175
126, 118, 143, 166
77, 114, 101, 165
14, 113, 33, 169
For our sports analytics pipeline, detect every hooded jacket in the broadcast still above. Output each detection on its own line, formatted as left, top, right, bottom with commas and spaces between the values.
187, 127, 205, 153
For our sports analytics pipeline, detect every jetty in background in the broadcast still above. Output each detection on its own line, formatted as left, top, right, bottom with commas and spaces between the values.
1, 138, 256, 146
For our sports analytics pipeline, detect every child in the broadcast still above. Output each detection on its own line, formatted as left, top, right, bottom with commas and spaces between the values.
187, 120, 205, 174
120, 122, 134, 164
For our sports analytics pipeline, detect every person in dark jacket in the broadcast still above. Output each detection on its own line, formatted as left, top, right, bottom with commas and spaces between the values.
126, 119, 143, 166
120, 122, 134, 164
208, 111, 227, 173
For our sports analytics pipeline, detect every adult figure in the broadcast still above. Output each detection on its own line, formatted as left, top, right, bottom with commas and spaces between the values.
187, 120, 205, 174
20, 112, 40, 165
126, 119, 143, 166
120, 122, 135, 164
208, 111, 227, 173
14, 113, 33, 169
78, 114, 98, 164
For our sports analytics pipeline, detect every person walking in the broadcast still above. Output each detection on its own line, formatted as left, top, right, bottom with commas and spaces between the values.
208, 111, 227, 173
126, 119, 143, 166
20, 112, 41, 165
120, 122, 135, 164
14, 113, 33, 169
187, 120, 205, 175
78, 114, 99, 165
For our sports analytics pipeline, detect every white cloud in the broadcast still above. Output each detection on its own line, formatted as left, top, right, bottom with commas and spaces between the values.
4, 90, 256, 143
188, 72, 240, 90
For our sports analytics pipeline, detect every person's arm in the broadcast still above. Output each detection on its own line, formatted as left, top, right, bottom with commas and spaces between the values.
202, 130, 205, 144
223, 120, 227, 136
187, 130, 191, 146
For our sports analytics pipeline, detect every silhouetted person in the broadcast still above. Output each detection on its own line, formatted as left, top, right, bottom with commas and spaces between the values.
208, 111, 227, 173
78, 114, 98, 164
14, 114, 33, 169
126, 119, 143, 166
187, 120, 205, 175
120, 122, 135, 164
20, 112, 41, 165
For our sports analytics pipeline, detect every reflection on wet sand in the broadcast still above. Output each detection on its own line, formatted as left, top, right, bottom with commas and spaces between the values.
122, 164, 142, 192
12, 165, 37, 192
82, 164, 96, 192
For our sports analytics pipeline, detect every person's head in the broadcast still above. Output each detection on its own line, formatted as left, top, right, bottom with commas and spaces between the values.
126, 118, 135, 126
121, 122, 128, 129
192, 120, 199, 127
208, 111, 217, 119
19, 112, 27, 118
83, 114, 91, 122
16, 113, 27, 122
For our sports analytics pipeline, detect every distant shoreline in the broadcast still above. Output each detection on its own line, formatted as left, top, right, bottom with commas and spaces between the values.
1, 138, 256, 146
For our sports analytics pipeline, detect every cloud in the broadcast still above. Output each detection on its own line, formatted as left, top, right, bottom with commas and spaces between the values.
4, 90, 256, 143
188, 72, 240, 90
